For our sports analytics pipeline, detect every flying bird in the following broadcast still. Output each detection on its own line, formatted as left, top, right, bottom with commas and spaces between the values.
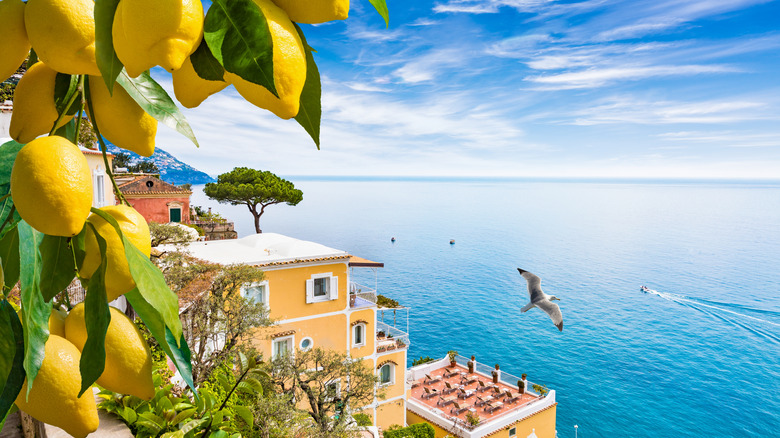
517, 268, 564, 331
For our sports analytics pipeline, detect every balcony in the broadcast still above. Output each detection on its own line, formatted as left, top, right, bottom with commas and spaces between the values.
349, 282, 377, 308
375, 321, 410, 354
406, 355, 555, 438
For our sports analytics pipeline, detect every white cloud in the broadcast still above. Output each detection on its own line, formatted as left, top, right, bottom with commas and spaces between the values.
657, 131, 780, 148
563, 96, 772, 125
433, 0, 553, 14
525, 64, 739, 89
392, 48, 466, 83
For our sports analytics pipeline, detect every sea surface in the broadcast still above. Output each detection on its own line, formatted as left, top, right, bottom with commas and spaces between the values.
191, 179, 780, 438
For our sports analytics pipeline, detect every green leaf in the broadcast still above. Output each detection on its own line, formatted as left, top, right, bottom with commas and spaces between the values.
77, 223, 111, 396
204, 0, 277, 97
0, 226, 20, 290
53, 118, 78, 144
38, 234, 77, 302
125, 289, 196, 397
232, 405, 253, 426
114, 72, 199, 147
0, 300, 25, 427
367, 0, 390, 28
217, 373, 231, 392
170, 408, 196, 426
180, 418, 208, 435
191, 39, 225, 82
27, 49, 38, 68
88, 208, 182, 342
17, 221, 52, 397
53, 73, 81, 116
94, 0, 124, 93
72, 225, 87, 270
293, 24, 322, 149
0, 141, 24, 240
122, 406, 138, 424
209, 429, 227, 438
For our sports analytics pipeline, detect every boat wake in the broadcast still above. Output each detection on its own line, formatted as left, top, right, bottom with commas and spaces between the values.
641, 286, 780, 343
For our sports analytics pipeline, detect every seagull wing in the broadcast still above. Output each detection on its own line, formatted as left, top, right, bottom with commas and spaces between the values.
536, 299, 564, 332
517, 268, 543, 302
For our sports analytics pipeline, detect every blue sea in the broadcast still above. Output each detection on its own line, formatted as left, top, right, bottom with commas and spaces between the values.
191, 179, 780, 438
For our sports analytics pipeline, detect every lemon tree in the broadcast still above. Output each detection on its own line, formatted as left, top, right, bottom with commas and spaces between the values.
0, 0, 390, 434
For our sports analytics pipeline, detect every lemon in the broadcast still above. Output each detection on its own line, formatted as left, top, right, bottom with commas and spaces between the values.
24, 0, 100, 76
49, 307, 68, 337
10, 136, 92, 237
65, 304, 155, 400
271, 0, 349, 24
9, 62, 74, 144
172, 56, 229, 108
0, 0, 31, 82
113, 0, 204, 77
87, 75, 157, 157
79, 205, 152, 302
226, 0, 306, 119
15, 335, 100, 438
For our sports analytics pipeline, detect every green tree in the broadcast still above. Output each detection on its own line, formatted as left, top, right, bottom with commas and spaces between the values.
129, 160, 159, 174
112, 152, 132, 170
270, 348, 381, 435
203, 167, 303, 234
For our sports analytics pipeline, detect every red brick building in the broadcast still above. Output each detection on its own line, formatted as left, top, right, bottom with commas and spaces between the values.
117, 175, 192, 224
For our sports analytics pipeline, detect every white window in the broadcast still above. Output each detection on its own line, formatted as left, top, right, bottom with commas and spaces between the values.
305, 273, 338, 303
299, 337, 313, 351
378, 364, 394, 386
272, 335, 293, 360
325, 381, 341, 401
353, 323, 366, 347
93, 170, 105, 207
242, 281, 269, 308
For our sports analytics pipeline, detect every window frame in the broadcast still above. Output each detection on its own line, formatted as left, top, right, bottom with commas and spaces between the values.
272, 335, 294, 360
324, 380, 341, 401
299, 337, 313, 351
378, 363, 394, 386
93, 169, 105, 208
241, 280, 269, 309
305, 273, 338, 303
352, 323, 366, 348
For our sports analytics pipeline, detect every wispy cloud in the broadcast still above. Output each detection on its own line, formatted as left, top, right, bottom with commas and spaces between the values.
564, 96, 772, 125
392, 48, 468, 83
433, 0, 553, 14
658, 131, 780, 148
526, 64, 739, 89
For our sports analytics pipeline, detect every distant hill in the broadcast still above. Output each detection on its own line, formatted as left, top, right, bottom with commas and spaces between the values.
106, 144, 214, 185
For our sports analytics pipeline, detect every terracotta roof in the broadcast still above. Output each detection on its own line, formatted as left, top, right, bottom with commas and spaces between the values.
80, 147, 114, 157
250, 254, 352, 268
348, 256, 384, 268
118, 175, 191, 195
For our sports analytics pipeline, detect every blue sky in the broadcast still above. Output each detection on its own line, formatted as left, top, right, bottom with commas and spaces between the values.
155, 0, 780, 179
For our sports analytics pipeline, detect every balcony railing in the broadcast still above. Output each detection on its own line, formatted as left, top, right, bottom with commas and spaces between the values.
349, 282, 377, 308
375, 321, 409, 353
454, 354, 549, 397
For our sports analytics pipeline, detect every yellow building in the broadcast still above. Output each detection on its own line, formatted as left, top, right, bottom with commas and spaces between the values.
80, 146, 115, 208
184, 233, 410, 430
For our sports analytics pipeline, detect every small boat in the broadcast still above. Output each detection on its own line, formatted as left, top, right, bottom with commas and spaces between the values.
391, 237, 396, 242
449, 239, 455, 245
640, 285, 655, 293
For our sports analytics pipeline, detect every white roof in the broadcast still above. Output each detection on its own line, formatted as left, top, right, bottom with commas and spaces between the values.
174, 233, 348, 266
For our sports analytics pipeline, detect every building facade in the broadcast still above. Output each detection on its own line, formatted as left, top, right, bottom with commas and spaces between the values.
183, 233, 410, 430
117, 174, 192, 224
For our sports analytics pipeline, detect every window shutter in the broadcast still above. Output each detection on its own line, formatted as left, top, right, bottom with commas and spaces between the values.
330, 276, 338, 300
306, 279, 314, 303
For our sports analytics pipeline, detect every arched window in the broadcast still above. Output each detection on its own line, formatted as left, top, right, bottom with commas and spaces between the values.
353, 323, 366, 347
379, 363, 394, 385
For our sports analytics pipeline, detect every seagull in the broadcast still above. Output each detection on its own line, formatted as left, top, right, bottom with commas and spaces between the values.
517, 268, 564, 331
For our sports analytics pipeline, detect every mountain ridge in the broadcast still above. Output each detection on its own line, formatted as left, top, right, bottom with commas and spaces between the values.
106, 144, 214, 185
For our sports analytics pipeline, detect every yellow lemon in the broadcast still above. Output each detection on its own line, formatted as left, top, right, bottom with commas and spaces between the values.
24, 0, 100, 76
79, 205, 152, 302
15, 335, 100, 438
49, 307, 68, 337
271, 0, 349, 24
9, 62, 74, 144
113, 0, 204, 77
65, 304, 155, 400
0, 0, 31, 82
172, 56, 229, 108
10, 136, 92, 237
226, 0, 306, 119
87, 75, 157, 157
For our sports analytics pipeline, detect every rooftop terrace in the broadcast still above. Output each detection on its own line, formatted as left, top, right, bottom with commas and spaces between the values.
406, 355, 556, 438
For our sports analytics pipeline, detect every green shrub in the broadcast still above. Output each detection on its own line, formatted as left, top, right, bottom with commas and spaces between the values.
383, 423, 435, 438
411, 356, 435, 366
352, 413, 372, 427
376, 294, 400, 308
